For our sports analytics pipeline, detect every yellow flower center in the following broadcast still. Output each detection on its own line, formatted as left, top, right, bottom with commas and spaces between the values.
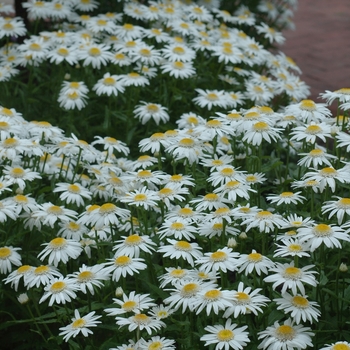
47, 205, 63, 215
68, 91, 79, 100
210, 251, 227, 262
29, 43, 41, 51
99, 203, 116, 214
123, 23, 134, 31
259, 106, 274, 114
275, 325, 295, 340
284, 267, 301, 279
172, 46, 185, 55
50, 281, 66, 293
181, 282, 199, 297
133, 313, 149, 324
248, 252, 262, 262
235, 292, 250, 303
214, 207, 230, 216
115, 53, 126, 60
89, 47, 101, 56
244, 111, 260, 120
77, 270, 93, 282
309, 149, 324, 156
1, 107, 13, 116
3, 137, 18, 147
220, 167, 234, 176
53, 3, 62, 10
149, 341, 163, 350
338, 198, 350, 208
17, 265, 32, 274
300, 99, 316, 111
175, 241, 192, 251
115, 256, 131, 266
34, 265, 49, 275
137, 170, 152, 178
280, 192, 294, 197
150, 132, 165, 140
305, 124, 322, 134
139, 48, 151, 57
204, 193, 219, 201
206, 93, 218, 101
291, 295, 309, 308
173, 61, 184, 69
170, 174, 183, 182
57, 47, 69, 56
313, 224, 332, 237
125, 234, 143, 245
246, 175, 257, 183
72, 318, 86, 329
320, 167, 337, 177
213, 223, 223, 230
122, 300, 137, 311
289, 244, 302, 252
333, 344, 350, 350
217, 329, 234, 341
0, 121, 9, 129
134, 194, 147, 202
204, 289, 221, 300
171, 222, 185, 230
50, 237, 67, 248
97, 19, 107, 26
206, 120, 222, 128
179, 138, 195, 147
14, 195, 28, 203
159, 188, 173, 196
223, 47, 233, 55
0, 247, 11, 259
146, 104, 159, 113
256, 211, 272, 219
103, 77, 116, 85
253, 121, 269, 131
68, 184, 81, 193
3, 23, 14, 31
254, 86, 263, 94
170, 268, 186, 277
10, 167, 24, 178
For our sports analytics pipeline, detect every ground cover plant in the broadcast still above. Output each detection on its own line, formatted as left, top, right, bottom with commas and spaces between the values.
0, 0, 350, 349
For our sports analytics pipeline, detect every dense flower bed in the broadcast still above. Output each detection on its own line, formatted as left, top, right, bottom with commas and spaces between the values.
0, 1, 350, 350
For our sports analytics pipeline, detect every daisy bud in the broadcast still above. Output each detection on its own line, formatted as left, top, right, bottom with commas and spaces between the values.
115, 287, 124, 297
64, 73, 71, 80
227, 237, 237, 248
239, 232, 247, 240
17, 293, 29, 304
339, 263, 348, 272
16, 188, 23, 194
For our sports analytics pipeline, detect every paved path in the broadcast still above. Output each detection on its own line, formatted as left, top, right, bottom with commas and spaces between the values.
282, 0, 350, 103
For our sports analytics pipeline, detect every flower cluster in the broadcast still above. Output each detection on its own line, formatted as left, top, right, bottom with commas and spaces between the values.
1, 1, 350, 350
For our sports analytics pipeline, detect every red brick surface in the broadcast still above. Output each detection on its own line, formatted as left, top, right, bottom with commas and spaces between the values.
281, 1, 350, 102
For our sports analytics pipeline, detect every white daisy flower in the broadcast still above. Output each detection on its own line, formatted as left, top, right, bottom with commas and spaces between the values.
200, 318, 250, 350
106, 255, 147, 282
92, 73, 125, 96
241, 210, 286, 233
59, 309, 101, 342
3, 264, 33, 290
236, 250, 275, 276
161, 60, 196, 79
39, 277, 78, 306
137, 336, 175, 350
115, 312, 165, 335
38, 237, 82, 267
119, 71, 150, 87
195, 247, 239, 274
113, 234, 156, 258
53, 182, 92, 207
273, 239, 311, 258
274, 292, 320, 324
297, 223, 350, 251
223, 282, 270, 318
133, 101, 169, 125
105, 291, 156, 316
320, 341, 350, 350
193, 89, 229, 110
258, 318, 314, 350
298, 147, 337, 168
266, 191, 306, 206
322, 196, 350, 224
25, 265, 62, 288
158, 239, 203, 267
3, 164, 41, 190
264, 262, 318, 295
70, 263, 110, 295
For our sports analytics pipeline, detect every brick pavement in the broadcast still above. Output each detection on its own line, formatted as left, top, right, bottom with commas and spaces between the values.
281, 0, 350, 104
